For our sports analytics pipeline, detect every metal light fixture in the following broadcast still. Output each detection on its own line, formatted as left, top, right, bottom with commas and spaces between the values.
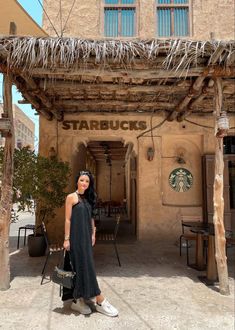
147, 147, 155, 161
104, 148, 110, 156
216, 111, 229, 138
176, 156, 186, 164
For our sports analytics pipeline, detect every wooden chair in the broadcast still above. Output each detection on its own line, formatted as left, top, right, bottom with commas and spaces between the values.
179, 215, 203, 265
41, 221, 64, 285
96, 214, 121, 267
226, 230, 235, 256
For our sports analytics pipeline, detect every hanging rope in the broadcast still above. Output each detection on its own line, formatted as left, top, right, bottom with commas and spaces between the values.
61, 0, 77, 36
59, 0, 63, 37
184, 118, 214, 129
137, 117, 167, 138
36, 0, 60, 37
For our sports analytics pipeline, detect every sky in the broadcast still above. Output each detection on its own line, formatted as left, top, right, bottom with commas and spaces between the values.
0, 1, 44, 150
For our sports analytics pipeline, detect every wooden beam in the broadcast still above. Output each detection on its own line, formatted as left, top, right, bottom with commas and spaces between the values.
209, 46, 225, 65
21, 75, 63, 121
17, 66, 209, 80
177, 80, 215, 122
39, 81, 192, 93
213, 77, 230, 296
8, 76, 53, 120
168, 75, 207, 121
0, 66, 59, 120
0, 75, 14, 290
20, 65, 235, 79
56, 100, 176, 110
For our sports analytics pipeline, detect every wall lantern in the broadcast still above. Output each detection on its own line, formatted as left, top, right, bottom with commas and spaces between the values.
216, 111, 229, 138
147, 147, 155, 161
176, 156, 186, 164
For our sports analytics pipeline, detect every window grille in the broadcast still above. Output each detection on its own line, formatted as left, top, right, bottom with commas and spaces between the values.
104, 0, 136, 37
156, 0, 189, 37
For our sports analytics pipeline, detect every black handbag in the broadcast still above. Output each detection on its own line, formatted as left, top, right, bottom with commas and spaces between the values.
51, 251, 75, 289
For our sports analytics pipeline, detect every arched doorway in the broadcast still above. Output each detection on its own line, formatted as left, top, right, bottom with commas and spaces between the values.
85, 140, 137, 239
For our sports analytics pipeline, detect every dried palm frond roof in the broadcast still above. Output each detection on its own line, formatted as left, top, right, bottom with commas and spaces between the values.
0, 36, 234, 71
0, 37, 234, 121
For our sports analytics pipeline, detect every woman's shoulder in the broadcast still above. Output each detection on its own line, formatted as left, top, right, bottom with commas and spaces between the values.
66, 192, 79, 204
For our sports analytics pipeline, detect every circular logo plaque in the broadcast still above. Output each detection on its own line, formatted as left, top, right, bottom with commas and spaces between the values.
169, 168, 193, 192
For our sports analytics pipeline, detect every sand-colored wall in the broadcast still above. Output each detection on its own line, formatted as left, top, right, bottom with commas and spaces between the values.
96, 160, 125, 203
43, 0, 235, 40
39, 113, 235, 243
0, 0, 47, 36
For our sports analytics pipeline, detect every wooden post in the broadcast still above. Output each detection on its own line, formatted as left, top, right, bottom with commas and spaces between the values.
0, 75, 14, 290
213, 77, 230, 295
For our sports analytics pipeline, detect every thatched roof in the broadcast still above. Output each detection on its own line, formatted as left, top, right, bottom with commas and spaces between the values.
0, 36, 234, 121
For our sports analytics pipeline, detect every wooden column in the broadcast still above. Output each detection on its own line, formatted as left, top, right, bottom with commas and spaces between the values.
213, 77, 230, 295
0, 75, 15, 290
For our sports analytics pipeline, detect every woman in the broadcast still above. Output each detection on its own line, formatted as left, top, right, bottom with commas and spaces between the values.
63, 170, 118, 317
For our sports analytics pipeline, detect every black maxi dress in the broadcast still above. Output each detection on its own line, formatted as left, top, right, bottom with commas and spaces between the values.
62, 193, 101, 301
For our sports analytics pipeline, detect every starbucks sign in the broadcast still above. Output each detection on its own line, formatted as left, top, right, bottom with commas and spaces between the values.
169, 168, 193, 192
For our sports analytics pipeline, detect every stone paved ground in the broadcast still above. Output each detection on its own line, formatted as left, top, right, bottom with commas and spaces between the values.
0, 211, 234, 330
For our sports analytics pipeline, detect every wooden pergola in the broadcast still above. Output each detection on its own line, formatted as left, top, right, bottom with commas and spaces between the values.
0, 36, 234, 294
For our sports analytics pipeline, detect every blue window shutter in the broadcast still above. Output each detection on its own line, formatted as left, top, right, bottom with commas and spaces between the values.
121, 9, 135, 36
121, 0, 135, 3
174, 8, 188, 36
105, 0, 118, 4
157, 8, 171, 37
157, 0, 171, 4
105, 9, 118, 37
174, 0, 188, 4
105, 0, 135, 3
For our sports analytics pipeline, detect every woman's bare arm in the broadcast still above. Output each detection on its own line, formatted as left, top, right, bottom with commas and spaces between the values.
91, 218, 96, 246
63, 194, 74, 250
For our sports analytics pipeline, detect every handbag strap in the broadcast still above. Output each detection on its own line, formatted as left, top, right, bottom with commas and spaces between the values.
59, 250, 75, 274
65, 250, 75, 274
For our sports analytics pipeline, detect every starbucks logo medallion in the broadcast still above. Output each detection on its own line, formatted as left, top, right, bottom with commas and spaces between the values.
169, 168, 193, 192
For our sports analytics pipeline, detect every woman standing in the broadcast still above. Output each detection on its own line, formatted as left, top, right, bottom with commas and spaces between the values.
63, 170, 118, 317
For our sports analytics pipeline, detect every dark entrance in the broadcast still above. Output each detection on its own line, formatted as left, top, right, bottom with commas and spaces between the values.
86, 140, 137, 240
202, 136, 235, 234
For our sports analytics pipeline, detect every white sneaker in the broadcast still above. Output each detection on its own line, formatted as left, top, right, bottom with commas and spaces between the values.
71, 298, 92, 315
96, 298, 118, 317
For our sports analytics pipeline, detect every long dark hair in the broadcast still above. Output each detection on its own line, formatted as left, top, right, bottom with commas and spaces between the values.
75, 170, 96, 211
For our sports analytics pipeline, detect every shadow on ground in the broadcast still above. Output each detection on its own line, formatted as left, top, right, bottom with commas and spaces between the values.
9, 235, 235, 289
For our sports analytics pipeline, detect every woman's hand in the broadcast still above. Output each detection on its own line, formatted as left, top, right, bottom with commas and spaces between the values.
63, 240, 70, 251
92, 234, 96, 246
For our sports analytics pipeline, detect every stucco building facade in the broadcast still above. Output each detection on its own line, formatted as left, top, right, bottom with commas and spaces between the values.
43, 0, 235, 40
38, 1, 235, 243
0, 0, 47, 37
0, 104, 35, 150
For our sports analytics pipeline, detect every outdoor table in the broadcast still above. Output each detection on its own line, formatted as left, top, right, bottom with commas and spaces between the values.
182, 221, 205, 229
17, 224, 35, 249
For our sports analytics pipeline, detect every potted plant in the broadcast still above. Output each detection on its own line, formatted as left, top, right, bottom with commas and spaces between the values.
0, 147, 71, 256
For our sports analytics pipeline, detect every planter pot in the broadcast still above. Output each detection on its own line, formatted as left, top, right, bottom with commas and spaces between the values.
28, 234, 46, 257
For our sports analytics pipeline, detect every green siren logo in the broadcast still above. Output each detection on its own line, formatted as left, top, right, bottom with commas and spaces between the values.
169, 168, 193, 192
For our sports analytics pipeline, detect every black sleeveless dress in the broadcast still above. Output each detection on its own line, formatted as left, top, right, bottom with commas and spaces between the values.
62, 193, 101, 301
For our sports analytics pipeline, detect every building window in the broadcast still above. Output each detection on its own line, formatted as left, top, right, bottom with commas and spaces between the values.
104, 0, 136, 37
224, 136, 235, 154
156, 0, 189, 37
